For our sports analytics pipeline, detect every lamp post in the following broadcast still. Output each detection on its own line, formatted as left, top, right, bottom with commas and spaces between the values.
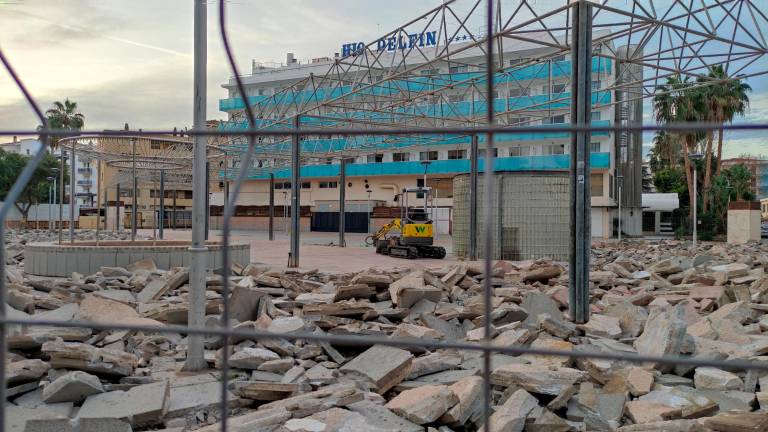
47, 176, 55, 233
366, 189, 372, 234
420, 160, 431, 210
283, 191, 288, 233
689, 152, 704, 247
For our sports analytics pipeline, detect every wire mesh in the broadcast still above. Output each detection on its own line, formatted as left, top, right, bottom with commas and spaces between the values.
1, 1, 768, 431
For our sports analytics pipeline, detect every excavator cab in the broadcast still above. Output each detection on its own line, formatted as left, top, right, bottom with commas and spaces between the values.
365, 187, 446, 259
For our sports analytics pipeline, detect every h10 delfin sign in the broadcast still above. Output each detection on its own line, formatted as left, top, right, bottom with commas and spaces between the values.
341, 31, 438, 57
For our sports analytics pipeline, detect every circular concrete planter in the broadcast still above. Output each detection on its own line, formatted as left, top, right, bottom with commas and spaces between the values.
24, 240, 251, 277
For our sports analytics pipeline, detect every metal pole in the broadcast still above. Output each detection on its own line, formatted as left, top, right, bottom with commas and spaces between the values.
58, 152, 64, 244
153, 177, 157, 240
48, 183, 52, 233
367, 190, 371, 234
103, 183, 108, 237
159, 170, 165, 239
339, 158, 346, 247
268, 173, 275, 241
569, 0, 592, 324
96, 160, 101, 245
283, 192, 287, 233
115, 183, 120, 233
289, 116, 301, 267
173, 189, 177, 230
69, 145, 75, 243
205, 161, 210, 239
469, 135, 479, 260
52, 177, 56, 233
693, 165, 698, 248
184, 0, 208, 371
131, 138, 137, 242
618, 184, 622, 242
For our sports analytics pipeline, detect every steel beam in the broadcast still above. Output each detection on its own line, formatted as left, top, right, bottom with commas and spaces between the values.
205, 161, 210, 239
69, 145, 75, 243
131, 137, 138, 241
289, 116, 301, 267
184, 0, 208, 372
339, 158, 347, 247
173, 189, 177, 230
269, 173, 275, 241
469, 134, 479, 260
159, 170, 165, 239
569, 0, 592, 324
59, 150, 64, 243
115, 183, 120, 232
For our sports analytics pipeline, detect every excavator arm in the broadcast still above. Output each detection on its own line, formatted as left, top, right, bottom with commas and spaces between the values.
365, 218, 402, 245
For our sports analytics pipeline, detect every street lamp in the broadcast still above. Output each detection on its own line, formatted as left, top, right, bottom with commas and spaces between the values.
282, 191, 288, 233
689, 152, 704, 247
366, 189, 372, 234
46, 176, 55, 233
420, 160, 431, 209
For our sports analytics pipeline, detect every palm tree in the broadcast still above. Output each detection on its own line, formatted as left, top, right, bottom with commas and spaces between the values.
707, 67, 751, 176
653, 76, 705, 220
696, 67, 750, 212
649, 130, 680, 171
42, 99, 85, 148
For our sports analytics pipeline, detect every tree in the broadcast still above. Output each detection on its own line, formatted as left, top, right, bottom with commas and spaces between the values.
40, 99, 85, 148
653, 76, 705, 220
698, 66, 751, 212
648, 130, 680, 172
725, 164, 754, 202
703, 67, 751, 177
653, 166, 689, 206
0, 150, 65, 226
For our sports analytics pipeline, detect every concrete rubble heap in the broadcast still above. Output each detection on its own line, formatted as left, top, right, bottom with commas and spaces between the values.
4, 231, 768, 431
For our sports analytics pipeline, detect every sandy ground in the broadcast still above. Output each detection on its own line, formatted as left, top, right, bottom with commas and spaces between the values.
137, 228, 457, 273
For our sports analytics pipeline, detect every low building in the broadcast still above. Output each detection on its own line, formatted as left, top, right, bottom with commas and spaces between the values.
641, 193, 680, 236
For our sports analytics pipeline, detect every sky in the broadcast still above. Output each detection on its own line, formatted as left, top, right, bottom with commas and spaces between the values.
0, 0, 766, 158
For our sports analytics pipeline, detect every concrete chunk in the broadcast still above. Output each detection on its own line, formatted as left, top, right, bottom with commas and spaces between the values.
78, 380, 169, 427
386, 384, 458, 424
340, 344, 413, 394
42, 371, 104, 404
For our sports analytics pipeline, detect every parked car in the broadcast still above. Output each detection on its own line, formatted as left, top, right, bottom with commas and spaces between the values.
762, 223, 768, 238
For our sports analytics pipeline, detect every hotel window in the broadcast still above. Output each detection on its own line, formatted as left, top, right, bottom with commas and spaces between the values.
150, 140, 162, 150
449, 65, 468, 74
448, 149, 467, 160
508, 87, 530, 97
448, 94, 466, 103
547, 114, 566, 124
420, 151, 439, 161
258, 88, 266, 96
544, 144, 565, 155
509, 58, 526, 66
393, 152, 410, 162
509, 116, 531, 126
301, 182, 311, 189
590, 142, 602, 153
366, 153, 383, 163
274, 182, 292, 190
509, 146, 531, 157
591, 173, 604, 197
552, 83, 567, 94
319, 181, 338, 189
552, 54, 567, 62
591, 80, 601, 91
420, 68, 439, 76
591, 111, 602, 121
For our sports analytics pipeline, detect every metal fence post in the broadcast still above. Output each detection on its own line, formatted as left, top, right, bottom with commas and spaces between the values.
269, 173, 275, 241
69, 144, 76, 243
569, 0, 593, 324
159, 170, 165, 239
339, 157, 346, 247
469, 134, 479, 260
289, 116, 301, 267
184, 0, 208, 372
115, 183, 120, 232
131, 138, 138, 241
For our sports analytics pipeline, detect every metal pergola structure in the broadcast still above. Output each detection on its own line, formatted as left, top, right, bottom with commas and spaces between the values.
1, 2, 768, 432
55, 135, 225, 242
217, 0, 768, 306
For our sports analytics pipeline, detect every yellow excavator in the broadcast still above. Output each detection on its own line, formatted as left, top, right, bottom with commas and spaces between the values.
365, 186, 446, 259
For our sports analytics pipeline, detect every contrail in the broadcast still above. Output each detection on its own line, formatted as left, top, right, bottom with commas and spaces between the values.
4, 9, 191, 58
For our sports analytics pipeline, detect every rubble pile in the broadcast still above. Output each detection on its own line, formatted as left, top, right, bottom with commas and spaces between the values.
5, 236, 768, 431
